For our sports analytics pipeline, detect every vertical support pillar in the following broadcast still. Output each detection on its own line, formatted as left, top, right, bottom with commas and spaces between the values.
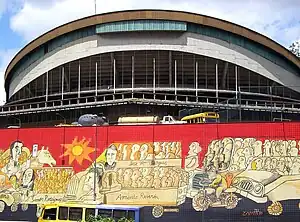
99, 55, 101, 91
153, 58, 156, 94
78, 62, 81, 98
175, 60, 177, 96
169, 51, 172, 87
61, 66, 64, 100
195, 61, 198, 98
95, 62, 98, 96
238, 86, 242, 121
113, 59, 116, 94
270, 86, 273, 121
46, 71, 49, 102
215, 62, 218, 103
132, 55, 134, 93
235, 65, 238, 103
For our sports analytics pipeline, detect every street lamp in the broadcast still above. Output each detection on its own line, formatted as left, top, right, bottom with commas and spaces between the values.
56, 113, 66, 124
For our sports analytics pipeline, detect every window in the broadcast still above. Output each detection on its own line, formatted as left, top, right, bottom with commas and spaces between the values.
69, 207, 83, 221
98, 209, 112, 218
85, 208, 96, 220
113, 210, 126, 220
43, 208, 57, 220
58, 207, 68, 220
206, 118, 218, 123
128, 210, 135, 220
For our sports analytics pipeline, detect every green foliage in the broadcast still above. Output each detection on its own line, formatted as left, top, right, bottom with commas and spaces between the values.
289, 41, 300, 57
84, 215, 134, 222
117, 218, 134, 222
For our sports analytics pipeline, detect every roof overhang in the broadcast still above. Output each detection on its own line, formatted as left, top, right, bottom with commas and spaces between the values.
4, 9, 300, 81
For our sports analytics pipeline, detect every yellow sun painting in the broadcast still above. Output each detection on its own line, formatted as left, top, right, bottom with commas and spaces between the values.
61, 137, 95, 165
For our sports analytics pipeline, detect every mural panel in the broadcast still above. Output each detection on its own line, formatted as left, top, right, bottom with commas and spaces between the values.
0, 122, 300, 220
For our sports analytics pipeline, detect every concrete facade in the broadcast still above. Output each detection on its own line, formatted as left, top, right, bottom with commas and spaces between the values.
9, 32, 300, 98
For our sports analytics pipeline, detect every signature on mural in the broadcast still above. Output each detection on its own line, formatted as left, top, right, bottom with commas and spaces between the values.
0, 137, 300, 218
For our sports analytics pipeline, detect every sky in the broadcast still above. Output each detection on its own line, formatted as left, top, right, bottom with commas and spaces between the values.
0, 0, 299, 105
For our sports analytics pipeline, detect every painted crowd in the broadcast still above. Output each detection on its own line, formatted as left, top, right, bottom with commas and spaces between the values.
0, 135, 300, 217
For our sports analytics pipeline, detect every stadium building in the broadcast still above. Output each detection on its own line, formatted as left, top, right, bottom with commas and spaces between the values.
1, 10, 300, 127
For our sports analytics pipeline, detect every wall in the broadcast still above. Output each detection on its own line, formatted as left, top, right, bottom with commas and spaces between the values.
8, 32, 300, 98
1, 122, 300, 221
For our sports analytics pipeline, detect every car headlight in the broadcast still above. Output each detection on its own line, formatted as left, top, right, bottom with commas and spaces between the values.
254, 183, 263, 194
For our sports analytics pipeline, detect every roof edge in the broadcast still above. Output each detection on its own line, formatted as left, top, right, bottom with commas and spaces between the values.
4, 9, 300, 81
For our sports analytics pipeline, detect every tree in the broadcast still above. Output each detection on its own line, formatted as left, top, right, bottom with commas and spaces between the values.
289, 40, 300, 57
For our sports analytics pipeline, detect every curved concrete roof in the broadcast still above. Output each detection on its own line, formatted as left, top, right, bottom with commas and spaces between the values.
4, 9, 300, 81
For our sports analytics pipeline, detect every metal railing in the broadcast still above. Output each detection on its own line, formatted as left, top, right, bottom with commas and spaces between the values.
1, 90, 300, 116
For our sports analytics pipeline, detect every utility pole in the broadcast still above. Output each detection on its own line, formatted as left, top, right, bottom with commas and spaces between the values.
94, 0, 97, 14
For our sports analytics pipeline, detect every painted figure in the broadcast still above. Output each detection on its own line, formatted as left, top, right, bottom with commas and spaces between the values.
104, 145, 117, 170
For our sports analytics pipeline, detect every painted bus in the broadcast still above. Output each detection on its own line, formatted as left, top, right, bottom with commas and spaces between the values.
0, 122, 300, 221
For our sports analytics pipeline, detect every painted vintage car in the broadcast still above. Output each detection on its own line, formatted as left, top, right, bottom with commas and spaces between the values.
232, 169, 300, 215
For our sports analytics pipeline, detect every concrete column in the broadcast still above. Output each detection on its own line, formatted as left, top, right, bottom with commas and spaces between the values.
61, 66, 64, 100
235, 65, 238, 100
215, 63, 218, 101
78, 62, 81, 98
169, 51, 172, 87
196, 61, 198, 97
175, 60, 177, 95
131, 55, 134, 92
95, 62, 98, 96
46, 71, 49, 101
153, 58, 156, 93
113, 59, 116, 94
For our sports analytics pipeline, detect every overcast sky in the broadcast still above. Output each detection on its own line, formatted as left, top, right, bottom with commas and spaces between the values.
0, 0, 299, 105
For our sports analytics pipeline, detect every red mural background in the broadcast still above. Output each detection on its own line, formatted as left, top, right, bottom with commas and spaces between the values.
1, 122, 300, 172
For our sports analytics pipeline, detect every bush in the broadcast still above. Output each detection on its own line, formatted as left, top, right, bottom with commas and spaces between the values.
85, 215, 134, 222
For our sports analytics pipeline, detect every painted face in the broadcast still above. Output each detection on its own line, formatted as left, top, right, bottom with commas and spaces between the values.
271, 158, 278, 169
242, 147, 253, 158
255, 158, 263, 169
22, 169, 34, 186
132, 170, 141, 180
84, 172, 95, 188
11, 142, 23, 162
223, 143, 233, 162
106, 148, 117, 166
188, 142, 201, 155
238, 156, 246, 169
153, 142, 161, 154
291, 161, 300, 175
140, 144, 148, 153
277, 159, 286, 172
207, 169, 217, 181
263, 141, 271, 148
206, 153, 214, 163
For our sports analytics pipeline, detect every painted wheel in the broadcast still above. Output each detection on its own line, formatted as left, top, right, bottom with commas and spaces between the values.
152, 206, 164, 218
21, 204, 28, 211
267, 202, 283, 216
192, 192, 211, 211
11, 203, 18, 212
0, 201, 5, 213
224, 193, 238, 209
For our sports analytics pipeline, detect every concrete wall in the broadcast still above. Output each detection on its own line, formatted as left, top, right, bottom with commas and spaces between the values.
8, 32, 300, 98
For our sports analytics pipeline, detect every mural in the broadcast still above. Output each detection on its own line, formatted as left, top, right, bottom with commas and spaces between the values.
0, 123, 300, 219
